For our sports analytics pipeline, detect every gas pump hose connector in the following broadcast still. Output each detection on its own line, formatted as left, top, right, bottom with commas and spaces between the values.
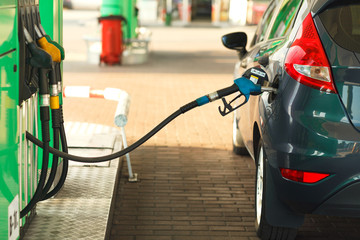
26, 79, 262, 163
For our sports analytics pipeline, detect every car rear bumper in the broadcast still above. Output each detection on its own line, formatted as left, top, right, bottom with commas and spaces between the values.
262, 77, 360, 216
266, 150, 360, 216
313, 181, 360, 217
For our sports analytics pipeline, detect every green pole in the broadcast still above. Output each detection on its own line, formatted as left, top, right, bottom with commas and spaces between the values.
100, 0, 139, 41
122, 0, 138, 41
39, 0, 63, 44
129, 0, 138, 39
165, 13, 172, 26
165, 0, 172, 26
100, 0, 123, 17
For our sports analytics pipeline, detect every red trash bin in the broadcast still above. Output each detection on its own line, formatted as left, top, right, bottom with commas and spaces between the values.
99, 16, 126, 65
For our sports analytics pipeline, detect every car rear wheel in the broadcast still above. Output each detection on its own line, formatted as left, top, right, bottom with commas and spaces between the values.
232, 114, 248, 155
255, 140, 297, 240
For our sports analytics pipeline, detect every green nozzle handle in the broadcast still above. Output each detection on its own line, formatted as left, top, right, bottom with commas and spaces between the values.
28, 43, 53, 69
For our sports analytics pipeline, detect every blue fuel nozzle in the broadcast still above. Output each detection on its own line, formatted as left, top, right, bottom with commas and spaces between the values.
192, 67, 276, 116
234, 77, 262, 101
217, 77, 262, 116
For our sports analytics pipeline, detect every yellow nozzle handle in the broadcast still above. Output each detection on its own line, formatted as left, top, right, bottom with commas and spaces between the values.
37, 37, 62, 63
44, 35, 65, 60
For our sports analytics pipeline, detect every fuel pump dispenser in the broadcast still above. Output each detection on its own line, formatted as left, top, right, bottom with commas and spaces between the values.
0, 1, 277, 239
0, 0, 64, 239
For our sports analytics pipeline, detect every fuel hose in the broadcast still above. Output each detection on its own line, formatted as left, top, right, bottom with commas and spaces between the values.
40, 116, 60, 200
22, 66, 275, 218
26, 107, 186, 162
40, 66, 62, 200
41, 108, 69, 201
20, 110, 50, 218
26, 80, 259, 163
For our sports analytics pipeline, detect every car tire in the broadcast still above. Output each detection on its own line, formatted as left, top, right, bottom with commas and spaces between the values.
232, 114, 248, 155
255, 140, 297, 240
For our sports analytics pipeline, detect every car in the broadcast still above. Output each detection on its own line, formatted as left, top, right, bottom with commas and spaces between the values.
222, 0, 360, 239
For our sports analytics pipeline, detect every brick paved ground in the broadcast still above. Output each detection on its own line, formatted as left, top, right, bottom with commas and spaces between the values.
62, 12, 360, 240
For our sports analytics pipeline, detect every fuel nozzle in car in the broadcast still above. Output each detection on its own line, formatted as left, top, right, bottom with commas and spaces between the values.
193, 66, 276, 116
217, 66, 277, 116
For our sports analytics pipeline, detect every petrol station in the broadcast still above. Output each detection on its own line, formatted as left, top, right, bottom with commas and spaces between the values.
4, 0, 360, 239
0, 0, 278, 239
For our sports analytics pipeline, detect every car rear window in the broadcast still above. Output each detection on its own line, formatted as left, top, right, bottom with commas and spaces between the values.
319, 2, 360, 53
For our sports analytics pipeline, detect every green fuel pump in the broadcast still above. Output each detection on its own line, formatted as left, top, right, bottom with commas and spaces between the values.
0, 0, 64, 239
0, 2, 21, 239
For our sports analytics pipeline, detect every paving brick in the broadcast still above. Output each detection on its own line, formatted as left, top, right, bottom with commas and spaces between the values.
173, 236, 229, 240
109, 236, 134, 240
135, 236, 172, 240
210, 226, 246, 231
136, 225, 172, 231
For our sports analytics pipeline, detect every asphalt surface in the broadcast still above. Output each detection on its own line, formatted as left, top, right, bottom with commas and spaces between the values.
62, 10, 360, 240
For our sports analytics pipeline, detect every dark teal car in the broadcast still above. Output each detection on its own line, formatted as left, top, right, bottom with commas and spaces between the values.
222, 0, 360, 239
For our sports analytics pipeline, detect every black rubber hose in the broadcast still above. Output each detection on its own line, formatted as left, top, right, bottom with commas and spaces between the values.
42, 110, 69, 200
26, 101, 199, 163
41, 108, 61, 199
20, 107, 50, 218
49, 68, 57, 85
40, 127, 59, 200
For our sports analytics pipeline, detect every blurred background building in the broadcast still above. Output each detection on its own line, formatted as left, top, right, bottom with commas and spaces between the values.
63, 0, 270, 26
138, 0, 270, 26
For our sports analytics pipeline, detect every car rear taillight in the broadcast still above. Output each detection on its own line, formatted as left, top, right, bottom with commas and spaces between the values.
285, 13, 337, 93
280, 168, 330, 184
